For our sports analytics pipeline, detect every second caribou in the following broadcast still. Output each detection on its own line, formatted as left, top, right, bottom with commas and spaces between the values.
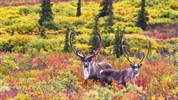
100, 36, 150, 87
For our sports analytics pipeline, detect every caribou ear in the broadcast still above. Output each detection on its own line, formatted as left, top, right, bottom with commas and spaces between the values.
80, 57, 84, 61
87, 57, 92, 62
130, 63, 134, 67
139, 64, 142, 67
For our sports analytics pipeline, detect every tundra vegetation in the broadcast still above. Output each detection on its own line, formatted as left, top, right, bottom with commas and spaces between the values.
0, 0, 178, 99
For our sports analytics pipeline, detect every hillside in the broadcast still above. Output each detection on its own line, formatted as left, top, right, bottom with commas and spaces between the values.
0, 0, 177, 99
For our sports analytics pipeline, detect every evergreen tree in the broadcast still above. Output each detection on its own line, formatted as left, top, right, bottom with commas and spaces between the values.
113, 27, 124, 58
38, 0, 53, 38
39, 0, 53, 26
63, 27, 70, 52
105, 2, 114, 33
90, 16, 100, 51
136, 0, 149, 30
76, 0, 82, 17
98, 0, 113, 18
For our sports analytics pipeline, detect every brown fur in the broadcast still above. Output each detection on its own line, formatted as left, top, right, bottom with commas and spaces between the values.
100, 68, 137, 87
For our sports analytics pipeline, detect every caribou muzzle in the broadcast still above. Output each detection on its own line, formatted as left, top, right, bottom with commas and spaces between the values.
133, 68, 139, 74
82, 58, 90, 68
83, 62, 89, 68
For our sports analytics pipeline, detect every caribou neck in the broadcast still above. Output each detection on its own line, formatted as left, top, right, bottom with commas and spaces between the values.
127, 68, 139, 80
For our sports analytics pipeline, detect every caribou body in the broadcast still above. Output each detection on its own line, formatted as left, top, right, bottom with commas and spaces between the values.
100, 64, 142, 87
70, 32, 111, 83
100, 36, 150, 87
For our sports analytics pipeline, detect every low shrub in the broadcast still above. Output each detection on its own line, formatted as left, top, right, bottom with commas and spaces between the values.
1, 54, 17, 69
0, 34, 65, 53
159, 10, 178, 20
102, 34, 115, 48
124, 26, 142, 34
19, 7, 32, 16
0, 34, 34, 52
147, 51, 161, 62
43, 21, 59, 30
72, 19, 86, 28
51, 70, 82, 93
170, 0, 178, 10
148, 75, 177, 99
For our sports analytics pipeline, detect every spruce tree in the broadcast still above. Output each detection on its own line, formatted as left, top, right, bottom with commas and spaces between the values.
105, 2, 114, 33
90, 16, 100, 51
76, 0, 82, 17
113, 27, 124, 58
98, 0, 113, 18
136, 0, 149, 30
63, 27, 70, 52
39, 0, 53, 26
38, 0, 53, 38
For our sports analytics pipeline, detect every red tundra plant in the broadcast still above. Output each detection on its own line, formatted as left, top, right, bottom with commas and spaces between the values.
3, 88, 18, 98
0, 95, 6, 100
0, 51, 5, 55
17, 53, 24, 59
7, 79, 21, 87
0, 57, 2, 64
140, 58, 174, 80
147, 33, 176, 39
45, 54, 74, 69
112, 80, 124, 90
0, 51, 6, 63
134, 77, 150, 89
45, 55, 65, 68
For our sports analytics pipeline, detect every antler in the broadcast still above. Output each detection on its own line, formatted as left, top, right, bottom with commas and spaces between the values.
121, 36, 134, 64
138, 36, 151, 64
69, 31, 84, 58
87, 32, 102, 59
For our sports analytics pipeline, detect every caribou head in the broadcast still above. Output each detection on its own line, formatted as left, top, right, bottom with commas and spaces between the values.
70, 31, 102, 68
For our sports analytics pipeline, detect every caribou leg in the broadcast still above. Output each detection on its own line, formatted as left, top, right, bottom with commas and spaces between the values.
122, 81, 127, 87
84, 80, 89, 89
100, 78, 106, 87
100, 77, 112, 87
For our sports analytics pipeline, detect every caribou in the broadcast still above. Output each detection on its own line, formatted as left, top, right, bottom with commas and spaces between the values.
70, 31, 112, 84
100, 36, 150, 87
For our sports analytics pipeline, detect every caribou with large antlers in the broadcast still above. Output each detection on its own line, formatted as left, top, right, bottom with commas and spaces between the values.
70, 31, 111, 83
100, 36, 150, 87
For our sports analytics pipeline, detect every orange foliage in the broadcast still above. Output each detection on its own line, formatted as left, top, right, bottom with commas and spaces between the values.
141, 58, 174, 80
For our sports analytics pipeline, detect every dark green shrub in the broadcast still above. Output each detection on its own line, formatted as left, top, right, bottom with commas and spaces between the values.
170, 1, 178, 10
28, 38, 63, 53
57, 21, 70, 30
159, 10, 178, 20
43, 21, 59, 30
72, 20, 86, 28
19, 7, 32, 16
102, 34, 114, 48
1, 40, 14, 52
